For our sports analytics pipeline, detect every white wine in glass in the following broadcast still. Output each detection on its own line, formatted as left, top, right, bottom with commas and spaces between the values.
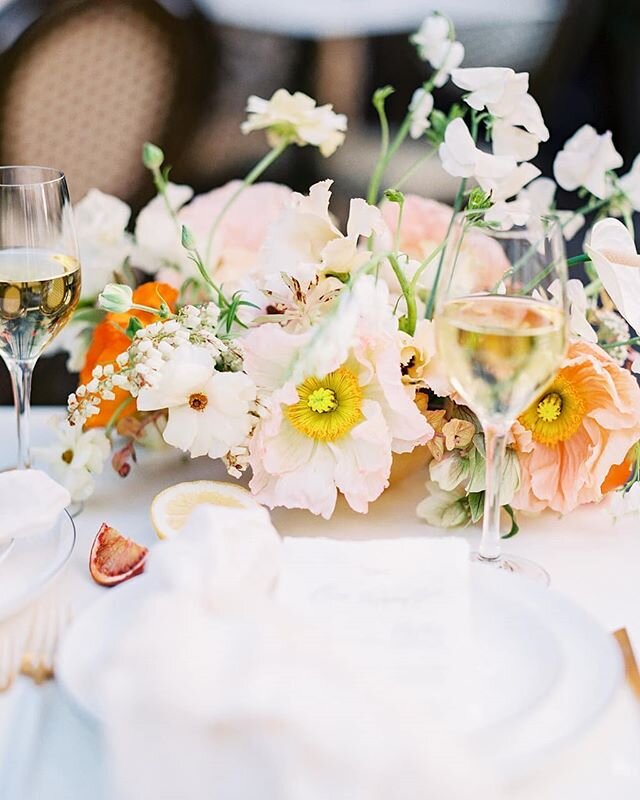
0, 167, 81, 469
435, 213, 568, 584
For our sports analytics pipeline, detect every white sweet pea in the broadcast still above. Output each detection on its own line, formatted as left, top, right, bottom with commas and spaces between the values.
34, 417, 110, 503
515, 177, 585, 241
549, 278, 597, 342
584, 217, 640, 333
452, 67, 549, 142
619, 154, 640, 212
492, 119, 540, 162
74, 189, 133, 299
134, 183, 194, 274
480, 162, 540, 203
411, 14, 464, 88
409, 88, 434, 139
553, 125, 623, 199
241, 89, 347, 157
136, 343, 256, 459
609, 483, 640, 520
485, 198, 532, 230
438, 118, 515, 181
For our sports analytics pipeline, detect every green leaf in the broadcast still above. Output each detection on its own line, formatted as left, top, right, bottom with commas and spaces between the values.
72, 308, 106, 324
501, 504, 520, 539
468, 491, 485, 523
125, 316, 143, 340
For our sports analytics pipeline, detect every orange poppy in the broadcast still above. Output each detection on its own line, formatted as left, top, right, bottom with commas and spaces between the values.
80, 282, 179, 429
601, 458, 633, 494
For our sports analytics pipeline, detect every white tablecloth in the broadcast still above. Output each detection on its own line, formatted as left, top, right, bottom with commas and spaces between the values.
0, 406, 639, 799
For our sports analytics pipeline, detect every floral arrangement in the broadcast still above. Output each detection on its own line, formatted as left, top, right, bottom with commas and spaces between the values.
49, 11, 640, 528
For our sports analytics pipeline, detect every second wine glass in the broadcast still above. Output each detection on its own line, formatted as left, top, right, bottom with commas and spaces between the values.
434, 211, 569, 584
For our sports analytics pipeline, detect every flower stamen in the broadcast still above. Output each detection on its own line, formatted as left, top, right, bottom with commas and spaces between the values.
189, 392, 208, 411
536, 393, 562, 422
307, 387, 338, 413
287, 368, 363, 441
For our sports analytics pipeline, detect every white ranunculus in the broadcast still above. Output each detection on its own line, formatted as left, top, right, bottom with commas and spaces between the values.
241, 89, 347, 157
34, 416, 111, 503
74, 189, 133, 299
411, 14, 464, 87
409, 88, 434, 139
584, 217, 640, 334
452, 67, 549, 143
619, 154, 640, 212
553, 125, 623, 199
136, 343, 256, 459
438, 118, 515, 181
133, 183, 194, 274
416, 483, 469, 528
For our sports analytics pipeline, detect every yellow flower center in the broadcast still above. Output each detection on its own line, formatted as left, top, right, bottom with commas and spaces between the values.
287, 367, 363, 442
519, 375, 585, 446
536, 392, 563, 422
307, 387, 338, 413
61, 448, 74, 464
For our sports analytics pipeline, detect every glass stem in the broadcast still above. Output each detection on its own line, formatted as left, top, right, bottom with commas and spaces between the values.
7, 359, 34, 469
479, 426, 508, 561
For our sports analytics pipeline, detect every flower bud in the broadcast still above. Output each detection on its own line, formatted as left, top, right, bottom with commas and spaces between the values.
98, 283, 133, 313
142, 142, 164, 170
181, 225, 197, 252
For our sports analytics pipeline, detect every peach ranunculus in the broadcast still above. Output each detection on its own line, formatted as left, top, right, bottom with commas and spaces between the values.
512, 340, 640, 514
80, 282, 179, 429
178, 181, 293, 287
380, 194, 510, 293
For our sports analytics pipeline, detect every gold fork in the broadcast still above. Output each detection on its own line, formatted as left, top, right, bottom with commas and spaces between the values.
613, 628, 640, 701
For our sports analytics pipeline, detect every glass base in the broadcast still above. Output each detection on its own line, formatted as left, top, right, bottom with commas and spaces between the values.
471, 551, 550, 586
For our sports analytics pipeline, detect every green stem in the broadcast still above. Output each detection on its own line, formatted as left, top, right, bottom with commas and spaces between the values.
388, 254, 417, 335
584, 278, 602, 297
567, 253, 590, 267
425, 179, 467, 320
151, 168, 180, 234
105, 396, 136, 437
129, 302, 174, 319
601, 336, 640, 350
205, 141, 288, 263
410, 241, 445, 291
392, 149, 437, 192
367, 99, 393, 206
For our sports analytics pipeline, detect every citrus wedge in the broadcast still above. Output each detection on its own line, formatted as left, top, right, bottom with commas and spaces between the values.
90, 523, 148, 587
150, 480, 258, 539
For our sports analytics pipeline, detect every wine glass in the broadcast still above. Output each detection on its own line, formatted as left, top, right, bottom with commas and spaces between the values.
0, 167, 81, 469
434, 211, 568, 584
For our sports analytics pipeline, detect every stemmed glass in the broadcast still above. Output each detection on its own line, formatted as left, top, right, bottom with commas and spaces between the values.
0, 167, 81, 469
434, 211, 568, 584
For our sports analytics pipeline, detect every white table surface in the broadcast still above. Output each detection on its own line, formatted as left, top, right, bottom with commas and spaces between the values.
0, 406, 640, 799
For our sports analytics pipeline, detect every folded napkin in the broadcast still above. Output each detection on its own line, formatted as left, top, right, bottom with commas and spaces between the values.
0, 469, 70, 542
102, 507, 501, 800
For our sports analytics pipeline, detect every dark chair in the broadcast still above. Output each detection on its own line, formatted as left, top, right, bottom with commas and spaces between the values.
0, 0, 213, 208
0, 0, 213, 406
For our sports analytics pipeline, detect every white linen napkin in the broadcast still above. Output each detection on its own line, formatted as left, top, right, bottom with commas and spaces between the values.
0, 469, 70, 541
101, 506, 501, 800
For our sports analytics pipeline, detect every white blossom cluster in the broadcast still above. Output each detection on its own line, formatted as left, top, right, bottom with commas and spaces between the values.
68, 303, 243, 427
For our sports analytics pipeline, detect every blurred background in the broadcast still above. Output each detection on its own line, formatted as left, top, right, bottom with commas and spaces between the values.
0, 0, 638, 405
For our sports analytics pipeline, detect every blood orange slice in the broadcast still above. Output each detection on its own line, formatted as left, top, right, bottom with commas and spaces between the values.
89, 523, 149, 587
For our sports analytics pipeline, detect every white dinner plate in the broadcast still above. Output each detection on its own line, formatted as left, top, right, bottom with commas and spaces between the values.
0, 511, 76, 621
56, 564, 621, 779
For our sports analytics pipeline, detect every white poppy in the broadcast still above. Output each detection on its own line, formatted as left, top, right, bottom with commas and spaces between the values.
553, 125, 623, 199
137, 344, 256, 459
409, 88, 434, 139
134, 182, 194, 273
34, 416, 110, 503
74, 189, 133, 299
241, 89, 347, 157
438, 118, 515, 181
411, 14, 464, 87
584, 217, 640, 333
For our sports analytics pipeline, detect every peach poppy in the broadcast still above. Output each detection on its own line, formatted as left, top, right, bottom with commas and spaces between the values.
512, 340, 640, 514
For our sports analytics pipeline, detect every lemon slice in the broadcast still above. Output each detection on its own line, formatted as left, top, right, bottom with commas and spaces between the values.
150, 481, 259, 539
